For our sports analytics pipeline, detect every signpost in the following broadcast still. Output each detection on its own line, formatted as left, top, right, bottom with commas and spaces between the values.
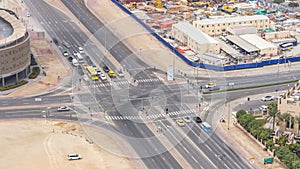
264, 157, 274, 164
167, 65, 174, 81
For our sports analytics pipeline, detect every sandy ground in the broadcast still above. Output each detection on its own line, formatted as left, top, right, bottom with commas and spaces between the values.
0, 120, 133, 169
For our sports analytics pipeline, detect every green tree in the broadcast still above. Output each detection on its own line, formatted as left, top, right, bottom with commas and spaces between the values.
279, 113, 291, 130
278, 135, 288, 146
260, 129, 272, 142
239, 114, 255, 130
236, 109, 247, 120
266, 139, 275, 150
273, 0, 284, 4
267, 102, 279, 131
288, 2, 299, 11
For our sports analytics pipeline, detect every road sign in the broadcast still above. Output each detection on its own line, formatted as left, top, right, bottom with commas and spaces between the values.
264, 157, 274, 164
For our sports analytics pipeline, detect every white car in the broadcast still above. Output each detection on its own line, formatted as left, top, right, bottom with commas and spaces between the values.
78, 47, 84, 54
259, 105, 268, 112
67, 154, 81, 160
261, 96, 274, 101
26, 12, 31, 17
116, 70, 124, 77
183, 116, 192, 123
57, 106, 71, 112
205, 82, 215, 88
73, 51, 78, 57
100, 74, 107, 81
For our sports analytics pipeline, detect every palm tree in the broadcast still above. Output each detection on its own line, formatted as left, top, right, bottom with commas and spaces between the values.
295, 116, 300, 135
267, 102, 279, 131
279, 113, 291, 131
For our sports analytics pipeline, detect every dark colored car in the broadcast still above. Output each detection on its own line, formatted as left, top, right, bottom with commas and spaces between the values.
67, 56, 73, 62
208, 86, 220, 91
103, 65, 110, 73
195, 116, 202, 123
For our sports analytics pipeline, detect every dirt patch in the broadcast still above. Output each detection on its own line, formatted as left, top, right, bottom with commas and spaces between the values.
0, 120, 134, 169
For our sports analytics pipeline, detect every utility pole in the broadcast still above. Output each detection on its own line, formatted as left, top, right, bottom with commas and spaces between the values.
228, 101, 230, 130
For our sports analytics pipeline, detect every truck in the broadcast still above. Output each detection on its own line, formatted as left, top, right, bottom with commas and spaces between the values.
217, 5, 238, 14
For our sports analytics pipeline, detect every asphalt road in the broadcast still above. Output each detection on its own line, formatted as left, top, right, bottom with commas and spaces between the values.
17, 0, 299, 168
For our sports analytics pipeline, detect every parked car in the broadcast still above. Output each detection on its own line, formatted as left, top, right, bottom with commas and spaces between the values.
103, 65, 109, 73
195, 116, 202, 123
96, 70, 102, 76
108, 70, 116, 78
261, 96, 274, 101
67, 56, 73, 62
67, 154, 81, 160
57, 106, 70, 112
259, 105, 268, 112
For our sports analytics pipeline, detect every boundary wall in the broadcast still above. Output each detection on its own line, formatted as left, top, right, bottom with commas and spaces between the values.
111, 0, 300, 71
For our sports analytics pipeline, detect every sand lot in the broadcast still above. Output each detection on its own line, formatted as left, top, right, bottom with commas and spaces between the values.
0, 120, 133, 169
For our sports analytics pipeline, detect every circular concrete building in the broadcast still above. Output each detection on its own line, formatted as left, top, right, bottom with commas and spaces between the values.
0, 9, 30, 87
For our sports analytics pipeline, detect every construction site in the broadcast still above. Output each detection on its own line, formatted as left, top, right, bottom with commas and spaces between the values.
119, 0, 300, 67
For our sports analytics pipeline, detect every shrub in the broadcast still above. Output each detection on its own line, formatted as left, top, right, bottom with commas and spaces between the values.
0, 80, 28, 91
29, 67, 40, 79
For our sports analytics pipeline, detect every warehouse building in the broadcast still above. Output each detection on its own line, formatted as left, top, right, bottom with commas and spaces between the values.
226, 25, 257, 35
240, 34, 278, 56
172, 22, 220, 54
193, 15, 270, 36
0, 9, 31, 87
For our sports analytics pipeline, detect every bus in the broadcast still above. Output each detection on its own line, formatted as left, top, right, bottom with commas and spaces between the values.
280, 42, 293, 51
200, 122, 212, 132
85, 66, 98, 81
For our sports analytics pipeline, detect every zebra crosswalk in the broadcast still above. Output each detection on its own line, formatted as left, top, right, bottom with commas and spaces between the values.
82, 78, 164, 89
105, 109, 196, 121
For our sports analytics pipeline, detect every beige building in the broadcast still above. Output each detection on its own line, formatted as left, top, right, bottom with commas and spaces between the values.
278, 80, 300, 135
0, 9, 31, 87
193, 15, 270, 36
172, 22, 220, 55
239, 34, 278, 56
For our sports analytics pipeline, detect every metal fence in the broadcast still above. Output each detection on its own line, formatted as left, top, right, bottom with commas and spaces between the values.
111, 0, 300, 71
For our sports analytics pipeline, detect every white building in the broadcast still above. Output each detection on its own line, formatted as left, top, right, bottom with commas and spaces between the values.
227, 25, 257, 35
172, 22, 220, 54
240, 34, 278, 56
193, 15, 270, 36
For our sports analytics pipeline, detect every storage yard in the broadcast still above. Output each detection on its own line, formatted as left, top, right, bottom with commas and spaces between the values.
120, 0, 300, 66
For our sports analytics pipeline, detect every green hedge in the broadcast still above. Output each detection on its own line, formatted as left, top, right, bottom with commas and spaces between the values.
203, 80, 298, 94
0, 80, 28, 91
29, 67, 40, 79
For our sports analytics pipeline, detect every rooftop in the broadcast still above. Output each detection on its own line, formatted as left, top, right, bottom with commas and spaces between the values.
0, 18, 13, 39
226, 35, 259, 53
173, 22, 218, 44
240, 34, 277, 49
0, 10, 27, 46
194, 15, 269, 25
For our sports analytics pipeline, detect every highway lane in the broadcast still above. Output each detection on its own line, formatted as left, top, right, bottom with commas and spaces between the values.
21, 0, 300, 168
61, 0, 158, 80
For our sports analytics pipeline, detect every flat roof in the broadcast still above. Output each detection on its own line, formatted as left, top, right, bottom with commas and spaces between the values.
0, 10, 26, 46
194, 15, 269, 25
173, 22, 218, 44
240, 34, 277, 49
213, 37, 243, 58
226, 35, 259, 53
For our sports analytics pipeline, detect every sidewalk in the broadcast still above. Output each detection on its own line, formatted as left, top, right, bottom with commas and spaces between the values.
214, 93, 285, 169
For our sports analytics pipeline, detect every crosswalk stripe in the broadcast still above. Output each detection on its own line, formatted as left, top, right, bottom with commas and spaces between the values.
120, 116, 123, 120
